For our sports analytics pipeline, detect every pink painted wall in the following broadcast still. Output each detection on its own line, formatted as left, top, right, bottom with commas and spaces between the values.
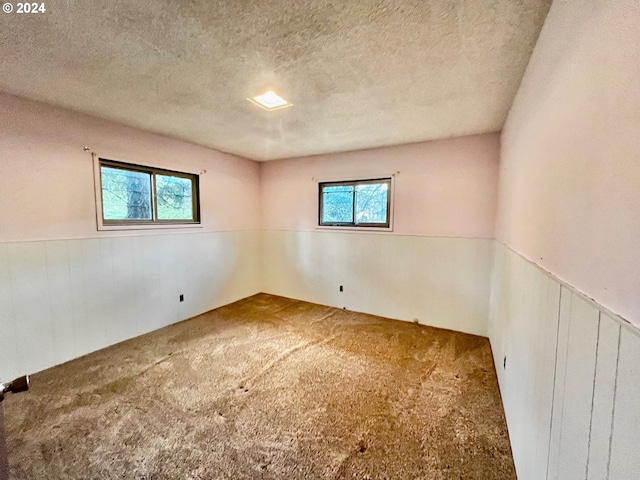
497, 0, 640, 327
0, 93, 260, 243
261, 134, 500, 238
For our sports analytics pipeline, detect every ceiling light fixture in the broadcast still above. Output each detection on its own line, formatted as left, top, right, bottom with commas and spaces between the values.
247, 91, 292, 111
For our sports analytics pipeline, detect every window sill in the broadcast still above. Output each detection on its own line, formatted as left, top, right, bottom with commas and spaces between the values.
97, 223, 203, 232
316, 225, 393, 233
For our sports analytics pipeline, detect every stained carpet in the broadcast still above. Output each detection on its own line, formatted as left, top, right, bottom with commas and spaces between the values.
4, 294, 515, 479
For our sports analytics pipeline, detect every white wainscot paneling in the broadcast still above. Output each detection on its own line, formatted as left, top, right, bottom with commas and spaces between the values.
548, 287, 600, 480
586, 312, 619, 480
488, 243, 560, 480
0, 230, 261, 380
489, 242, 640, 480
262, 230, 493, 337
6, 242, 56, 377
609, 326, 640, 479
0, 244, 19, 381
45, 240, 80, 365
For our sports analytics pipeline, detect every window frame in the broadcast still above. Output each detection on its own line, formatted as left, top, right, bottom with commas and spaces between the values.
94, 157, 201, 230
318, 177, 393, 230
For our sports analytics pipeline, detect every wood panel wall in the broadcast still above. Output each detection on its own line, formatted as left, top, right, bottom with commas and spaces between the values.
490, 243, 640, 480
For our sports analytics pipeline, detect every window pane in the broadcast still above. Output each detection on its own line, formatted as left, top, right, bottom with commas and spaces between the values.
322, 185, 354, 223
156, 174, 194, 221
355, 182, 388, 224
101, 166, 152, 220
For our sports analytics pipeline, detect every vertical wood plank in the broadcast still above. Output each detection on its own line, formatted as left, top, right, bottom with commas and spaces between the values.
139, 235, 168, 331
608, 327, 640, 479
7, 242, 55, 374
0, 243, 20, 379
519, 259, 538, 478
80, 238, 107, 354
547, 285, 572, 480
130, 235, 150, 337
132, 235, 155, 334
99, 237, 121, 346
45, 240, 77, 364
488, 242, 507, 386
531, 275, 561, 480
509, 252, 536, 479
156, 234, 179, 327
175, 230, 191, 311
66, 239, 90, 359
108, 236, 138, 344
586, 313, 620, 480
555, 292, 599, 480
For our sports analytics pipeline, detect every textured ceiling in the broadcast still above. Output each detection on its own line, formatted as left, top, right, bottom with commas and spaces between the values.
0, 1, 551, 161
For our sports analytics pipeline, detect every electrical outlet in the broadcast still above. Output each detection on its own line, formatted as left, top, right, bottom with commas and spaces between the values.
339, 285, 343, 292
179, 294, 184, 302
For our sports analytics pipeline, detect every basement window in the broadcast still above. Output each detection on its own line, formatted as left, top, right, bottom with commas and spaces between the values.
96, 158, 200, 229
319, 178, 392, 229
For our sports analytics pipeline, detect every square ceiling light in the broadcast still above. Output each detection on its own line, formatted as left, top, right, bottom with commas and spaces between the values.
247, 91, 293, 111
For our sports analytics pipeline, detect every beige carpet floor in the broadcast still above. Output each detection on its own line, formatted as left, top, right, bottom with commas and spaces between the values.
4, 294, 515, 479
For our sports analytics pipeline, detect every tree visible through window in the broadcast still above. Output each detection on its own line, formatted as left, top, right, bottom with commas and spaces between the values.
99, 159, 199, 225
319, 178, 391, 228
